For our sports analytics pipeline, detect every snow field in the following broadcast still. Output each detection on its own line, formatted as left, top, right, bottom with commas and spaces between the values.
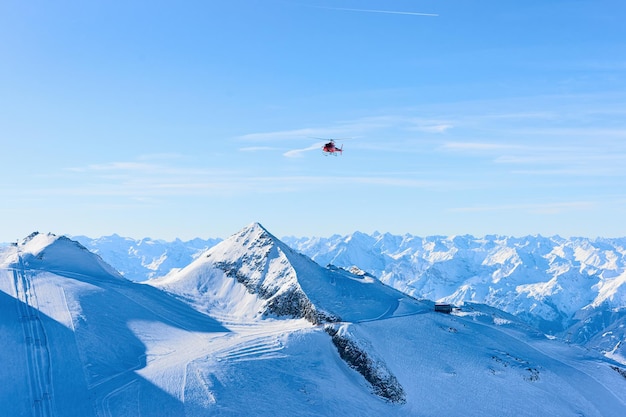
1, 228, 625, 416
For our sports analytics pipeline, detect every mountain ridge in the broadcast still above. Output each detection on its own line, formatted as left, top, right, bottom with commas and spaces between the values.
150, 222, 428, 402
1, 225, 626, 415
63, 228, 626, 363
151, 222, 428, 325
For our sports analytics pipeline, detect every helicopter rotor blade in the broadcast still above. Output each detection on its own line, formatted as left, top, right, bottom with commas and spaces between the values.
307, 136, 353, 141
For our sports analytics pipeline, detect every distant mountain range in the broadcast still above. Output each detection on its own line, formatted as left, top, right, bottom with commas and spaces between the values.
2, 225, 625, 416
73, 233, 221, 281
73, 231, 626, 363
284, 232, 626, 362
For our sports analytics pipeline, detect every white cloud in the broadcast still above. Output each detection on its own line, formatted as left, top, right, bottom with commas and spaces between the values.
449, 201, 595, 214
413, 124, 453, 133
235, 115, 416, 144
137, 153, 183, 161
441, 142, 524, 151
67, 162, 159, 172
239, 146, 277, 152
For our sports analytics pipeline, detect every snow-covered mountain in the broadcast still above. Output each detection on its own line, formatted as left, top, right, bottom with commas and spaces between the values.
2, 225, 626, 416
282, 233, 626, 362
0, 232, 227, 416
73, 233, 221, 281
70, 230, 626, 363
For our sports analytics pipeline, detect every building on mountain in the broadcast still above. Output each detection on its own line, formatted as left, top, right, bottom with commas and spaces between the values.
434, 303, 453, 314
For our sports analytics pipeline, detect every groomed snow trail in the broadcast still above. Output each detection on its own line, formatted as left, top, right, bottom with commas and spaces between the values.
11, 247, 55, 417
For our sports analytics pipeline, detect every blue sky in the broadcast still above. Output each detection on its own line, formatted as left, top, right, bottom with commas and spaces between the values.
2, 0, 626, 241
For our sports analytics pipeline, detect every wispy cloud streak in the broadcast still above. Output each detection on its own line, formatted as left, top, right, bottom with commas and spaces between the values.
239, 146, 277, 152
442, 142, 525, 151
449, 201, 595, 214
237, 115, 448, 145
322, 7, 438, 17
283, 143, 325, 158
53, 155, 445, 201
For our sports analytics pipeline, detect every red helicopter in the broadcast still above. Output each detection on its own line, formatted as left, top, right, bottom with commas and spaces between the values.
322, 139, 343, 156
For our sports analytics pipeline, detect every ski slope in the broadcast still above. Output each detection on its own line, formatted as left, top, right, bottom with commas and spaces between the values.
71, 230, 626, 363
1, 229, 625, 416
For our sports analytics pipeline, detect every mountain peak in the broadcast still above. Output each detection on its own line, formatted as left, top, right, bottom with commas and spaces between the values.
205, 221, 284, 266
243, 221, 270, 233
20, 231, 57, 252
6, 227, 626, 415
15, 232, 123, 281
235, 221, 270, 237
197, 223, 334, 323
155, 223, 426, 325
231, 222, 277, 247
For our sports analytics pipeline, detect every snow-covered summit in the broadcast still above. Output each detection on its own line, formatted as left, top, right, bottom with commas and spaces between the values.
63, 229, 626, 362
1, 231, 123, 281
0, 231, 227, 417
284, 232, 626, 359
153, 222, 426, 324
2, 227, 626, 416
147, 223, 626, 414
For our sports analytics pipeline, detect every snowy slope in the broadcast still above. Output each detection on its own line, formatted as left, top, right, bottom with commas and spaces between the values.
150, 223, 626, 416
37, 230, 626, 366
2, 227, 625, 416
0, 232, 228, 417
150, 223, 427, 324
283, 233, 626, 361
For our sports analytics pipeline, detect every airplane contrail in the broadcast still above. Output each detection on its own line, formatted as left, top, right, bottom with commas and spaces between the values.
323, 7, 438, 17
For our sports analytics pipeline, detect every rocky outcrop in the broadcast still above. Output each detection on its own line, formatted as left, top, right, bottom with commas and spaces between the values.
325, 325, 405, 404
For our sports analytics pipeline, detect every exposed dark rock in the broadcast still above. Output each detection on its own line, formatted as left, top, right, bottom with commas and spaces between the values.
325, 325, 406, 404
611, 365, 626, 379
213, 260, 339, 325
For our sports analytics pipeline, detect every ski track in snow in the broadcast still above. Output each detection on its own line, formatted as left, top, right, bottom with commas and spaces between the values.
214, 333, 285, 363
3, 229, 626, 416
1, 245, 307, 416
98, 379, 139, 417
11, 247, 55, 417
211, 320, 309, 364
